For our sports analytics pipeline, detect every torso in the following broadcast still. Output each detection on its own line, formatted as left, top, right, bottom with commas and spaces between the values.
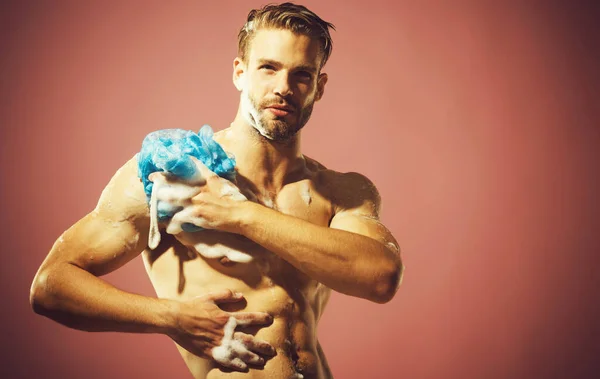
141, 130, 336, 378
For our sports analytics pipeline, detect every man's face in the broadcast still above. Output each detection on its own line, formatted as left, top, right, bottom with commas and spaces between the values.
234, 28, 327, 142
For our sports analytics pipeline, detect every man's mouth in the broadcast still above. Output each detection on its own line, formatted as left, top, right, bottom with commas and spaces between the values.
266, 107, 291, 117
265, 104, 294, 117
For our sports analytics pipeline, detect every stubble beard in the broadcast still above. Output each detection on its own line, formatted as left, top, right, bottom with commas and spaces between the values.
240, 88, 314, 143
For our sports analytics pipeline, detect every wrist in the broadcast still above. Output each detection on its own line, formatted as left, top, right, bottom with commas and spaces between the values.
232, 200, 258, 236
154, 298, 180, 336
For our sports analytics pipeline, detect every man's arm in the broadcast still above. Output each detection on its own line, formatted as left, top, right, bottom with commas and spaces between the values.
236, 172, 403, 304
30, 155, 275, 369
30, 155, 172, 332
179, 162, 404, 304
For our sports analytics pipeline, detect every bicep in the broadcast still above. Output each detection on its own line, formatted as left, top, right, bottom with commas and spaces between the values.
328, 172, 400, 254
41, 155, 151, 276
330, 212, 400, 254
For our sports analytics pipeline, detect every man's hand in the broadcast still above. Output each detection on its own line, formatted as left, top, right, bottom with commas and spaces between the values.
167, 289, 276, 371
149, 157, 248, 235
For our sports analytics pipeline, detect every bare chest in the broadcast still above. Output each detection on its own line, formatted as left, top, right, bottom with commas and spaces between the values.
144, 177, 333, 297
243, 178, 332, 226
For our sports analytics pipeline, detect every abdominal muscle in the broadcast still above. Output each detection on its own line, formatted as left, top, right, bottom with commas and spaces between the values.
142, 233, 332, 379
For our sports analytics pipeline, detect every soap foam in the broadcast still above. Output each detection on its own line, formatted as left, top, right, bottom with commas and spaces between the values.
239, 76, 274, 141
261, 196, 275, 209
258, 190, 276, 209
211, 316, 263, 370
386, 241, 400, 252
191, 241, 254, 263
148, 175, 164, 249
211, 317, 242, 367
299, 182, 311, 205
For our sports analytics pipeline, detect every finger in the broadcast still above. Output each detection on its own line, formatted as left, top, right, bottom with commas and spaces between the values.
150, 169, 204, 186
232, 312, 273, 326
169, 206, 211, 231
201, 289, 244, 303
218, 181, 248, 201
148, 172, 167, 183
155, 182, 202, 203
212, 348, 248, 372
234, 332, 276, 357
227, 357, 248, 371
189, 156, 217, 179
156, 200, 183, 217
231, 340, 264, 366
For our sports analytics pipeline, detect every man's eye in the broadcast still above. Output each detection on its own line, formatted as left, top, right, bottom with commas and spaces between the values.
260, 65, 275, 71
296, 71, 312, 80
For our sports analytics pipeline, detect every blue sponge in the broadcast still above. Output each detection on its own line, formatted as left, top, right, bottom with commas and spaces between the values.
137, 125, 236, 225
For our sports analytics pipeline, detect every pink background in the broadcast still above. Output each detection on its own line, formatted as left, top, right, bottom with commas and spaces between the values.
1, 1, 599, 378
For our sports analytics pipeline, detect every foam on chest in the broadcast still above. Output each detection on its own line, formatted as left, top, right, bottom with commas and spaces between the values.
147, 175, 254, 263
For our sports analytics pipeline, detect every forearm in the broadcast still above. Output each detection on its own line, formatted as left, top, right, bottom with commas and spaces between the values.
30, 262, 174, 334
236, 202, 402, 303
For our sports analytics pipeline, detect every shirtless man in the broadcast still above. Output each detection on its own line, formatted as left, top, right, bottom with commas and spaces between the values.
30, 3, 404, 378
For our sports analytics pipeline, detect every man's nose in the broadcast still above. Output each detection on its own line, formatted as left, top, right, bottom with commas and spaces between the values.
273, 72, 293, 97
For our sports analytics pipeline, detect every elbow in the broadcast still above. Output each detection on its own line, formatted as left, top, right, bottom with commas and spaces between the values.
30, 269, 55, 315
370, 261, 405, 304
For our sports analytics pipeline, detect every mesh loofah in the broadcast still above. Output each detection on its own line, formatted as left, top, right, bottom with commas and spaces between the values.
137, 124, 236, 223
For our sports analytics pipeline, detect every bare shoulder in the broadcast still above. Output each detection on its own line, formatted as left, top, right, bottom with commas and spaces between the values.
33, 154, 152, 278
303, 156, 380, 216
95, 154, 150, 222
303, 155, 328, 172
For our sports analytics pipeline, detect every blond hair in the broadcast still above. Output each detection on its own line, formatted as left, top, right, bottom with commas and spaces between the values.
238, 2, 335, 69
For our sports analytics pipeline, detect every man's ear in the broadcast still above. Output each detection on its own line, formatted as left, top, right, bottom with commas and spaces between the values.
315, 72, 328, 102
233, 57, 246, 92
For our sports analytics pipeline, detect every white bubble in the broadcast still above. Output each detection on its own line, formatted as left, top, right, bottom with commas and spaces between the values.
299, 182, 311, 205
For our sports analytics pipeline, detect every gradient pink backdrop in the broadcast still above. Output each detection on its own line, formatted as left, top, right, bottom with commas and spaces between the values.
1, 1, 599, 378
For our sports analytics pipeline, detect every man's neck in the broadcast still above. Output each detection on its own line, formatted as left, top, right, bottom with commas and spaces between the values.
224, 118, 306, 194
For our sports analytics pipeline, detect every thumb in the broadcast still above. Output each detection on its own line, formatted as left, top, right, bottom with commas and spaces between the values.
189, 156, 217, 179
